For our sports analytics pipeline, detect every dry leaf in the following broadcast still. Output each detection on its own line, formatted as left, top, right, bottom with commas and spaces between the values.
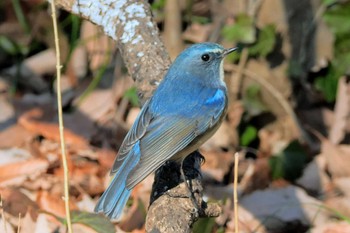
182, 23, 212, 43
329, 77, 350, 144
226, 206, 267, 233
37, 191, 77, 218
296, 155, 331, 195
21, 212, 37, 233
311, 221, 350, 233
18, 108, 87, 148
201, 150, 233, 181
320, 138, 350, 177
34, 213, 60, 233
70, 46, 88, 80
0, 158, 49, 186
23, 49, 56, 75
325, 197, 350, 219
80, 21, 114, 71
126, 108, 140, 128
0, 148, 32, 166
334, 177, 350, 197
96, 149, 116, 169
240, 186, 331, 230
0, 188, 39, 218
202, 121, 235, 150
78, 89, 115, 121
76, 193, 96, 213
0, 218, 15, 233
0, 124, 33, 148
119, 193, 146, 232
0, 96, 14, 128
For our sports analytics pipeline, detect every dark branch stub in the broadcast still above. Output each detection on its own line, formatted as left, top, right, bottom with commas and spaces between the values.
146, 151, 221, 233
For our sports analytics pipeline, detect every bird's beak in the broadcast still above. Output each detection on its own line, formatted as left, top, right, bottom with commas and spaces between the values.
223, 47, 238, 57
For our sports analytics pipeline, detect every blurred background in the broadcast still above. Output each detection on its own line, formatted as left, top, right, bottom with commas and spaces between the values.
0, 0, 350, 232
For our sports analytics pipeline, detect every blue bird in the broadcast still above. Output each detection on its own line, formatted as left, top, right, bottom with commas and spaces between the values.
94, 42, 237, 219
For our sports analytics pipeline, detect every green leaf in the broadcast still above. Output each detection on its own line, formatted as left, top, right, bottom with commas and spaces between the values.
334, 37, 350, 75
269, 140, 308, 181
222, 14, 256, 43
41, 210, 115, 233
315, 65, 340, 102
249, 25, 276, 57
124, 86, 140, 107
323, 4, 350, 36
191, 16, 211, 24
70, 211, 115, 233
151, 0, 166, 10
243, 84, 267, 117
240, 125, 257, 146
193, 217, 217, 233
322, 0, 337, 6
0, 36, 19, 55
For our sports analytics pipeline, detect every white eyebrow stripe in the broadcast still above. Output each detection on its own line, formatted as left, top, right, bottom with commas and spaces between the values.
208, 48, 223, 53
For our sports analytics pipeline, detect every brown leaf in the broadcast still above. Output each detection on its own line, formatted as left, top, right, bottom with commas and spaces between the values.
0, 96, 14, 127
96, 149, 116, 169
0, 188, 39, 218
119, 194, 146, 232
183, 23, 212, 43
23, 49, 56, 75
296, 155, 331, 195
0, 148, 31, 166
37, 190, 77, 218
80, 21, 115, 71
334, 177, 350, 198
202, 121, 235, 150
0, 158, 49, 186
320, 138, 350, 178
325, 197, 350, 220
240, 186, 331, 230
201, 150, 233, 181
329, 77, 350, 144
226, 205, 267, 233
311, 221, 350, 233
21, 212, 37, 233
0, 218, 15, 233
54, 158, 104, 196
0, 124, 33, 148
34, 213, 61, 233
77, 89, 115, 121
18, 108, 88, 148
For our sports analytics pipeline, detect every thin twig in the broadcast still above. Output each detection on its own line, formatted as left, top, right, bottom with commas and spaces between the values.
226, 64, 313, 147
231, 47, 249, 101
17, 213, 21, 233
233, 152, 240, 233
1, 197, 7, 233
49, 2, 73, 233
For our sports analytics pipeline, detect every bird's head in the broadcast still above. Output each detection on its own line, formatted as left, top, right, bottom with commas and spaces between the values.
169, 43, 237, 87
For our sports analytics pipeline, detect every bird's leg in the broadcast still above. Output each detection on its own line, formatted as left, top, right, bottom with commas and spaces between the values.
180, 158, 201, 212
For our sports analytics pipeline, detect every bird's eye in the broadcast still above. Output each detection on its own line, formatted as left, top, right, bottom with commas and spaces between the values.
201, 54, 210, 61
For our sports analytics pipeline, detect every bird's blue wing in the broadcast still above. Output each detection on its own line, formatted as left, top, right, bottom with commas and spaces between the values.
110, 99, 153, 175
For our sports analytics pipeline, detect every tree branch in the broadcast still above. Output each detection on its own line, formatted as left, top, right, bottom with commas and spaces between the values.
54, 0, 171, 101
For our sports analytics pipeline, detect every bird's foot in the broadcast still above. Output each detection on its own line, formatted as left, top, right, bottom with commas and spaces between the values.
180, 161, 201, 212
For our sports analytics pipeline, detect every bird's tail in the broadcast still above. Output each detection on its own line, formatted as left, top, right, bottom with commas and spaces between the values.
94, 145, 141, 219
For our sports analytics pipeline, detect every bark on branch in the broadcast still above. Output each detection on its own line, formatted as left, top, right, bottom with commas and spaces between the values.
54, 0, 171, 101
52, 0, 221, 231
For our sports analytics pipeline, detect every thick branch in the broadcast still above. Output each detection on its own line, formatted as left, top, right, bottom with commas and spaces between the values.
54, 0, 171, 101
146, 152, 221, 233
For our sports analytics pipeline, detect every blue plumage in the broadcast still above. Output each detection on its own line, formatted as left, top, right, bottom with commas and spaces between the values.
94, 42, 237, 219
